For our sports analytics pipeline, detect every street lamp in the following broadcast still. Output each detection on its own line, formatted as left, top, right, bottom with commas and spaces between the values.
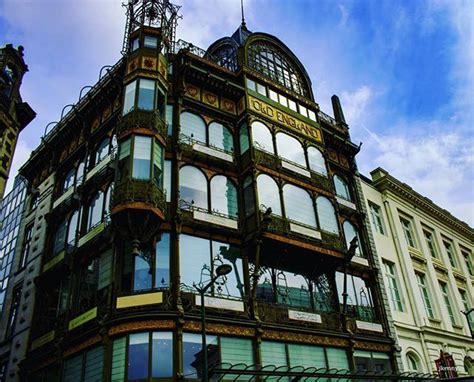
193, 264, 232, 382
461, 308, 474, 339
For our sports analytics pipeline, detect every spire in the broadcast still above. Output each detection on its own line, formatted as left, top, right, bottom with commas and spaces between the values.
241, 0, 246, 28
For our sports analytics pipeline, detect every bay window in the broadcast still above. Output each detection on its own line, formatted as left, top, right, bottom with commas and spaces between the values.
336, 272, 375, 322
180, 234, 244, 299
133, 136, 152, 179
276, 132, 306, 167
122, 78, 165, 116
210, 175, 238, 218
251, 121, 274, 153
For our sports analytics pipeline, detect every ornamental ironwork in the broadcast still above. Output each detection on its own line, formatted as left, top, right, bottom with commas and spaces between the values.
118, 109, 167, 138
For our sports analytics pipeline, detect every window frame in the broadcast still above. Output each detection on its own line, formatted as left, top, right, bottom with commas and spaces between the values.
369, 203, 385, 235
416, 273, 435, 319
382, 260, 404, 312
399, 216, 417, 248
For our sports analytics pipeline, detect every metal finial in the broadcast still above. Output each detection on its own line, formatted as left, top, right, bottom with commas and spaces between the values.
241, 0, 246, 27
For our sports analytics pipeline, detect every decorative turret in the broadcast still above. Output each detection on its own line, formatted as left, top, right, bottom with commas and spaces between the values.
0, 44, 35, 198
111, 0, 180, 250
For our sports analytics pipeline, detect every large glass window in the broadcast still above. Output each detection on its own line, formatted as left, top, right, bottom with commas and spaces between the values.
239, 124, 250, 154
123, 80, 136, 115
179, 166, 208, 210
96, 137, 110, 164
182, 333, 218, 379
336, 272, 375, 322
153, 139, 163, 186
137, 79, 156, 110
369, 203, 385, 235
112, 332, 172, 381
164, 160, 171, 202
354, 351, 391, 373
383, 261, 403, 312
416, 273, 434, 319
443, 240, 457, 268
53, 219, 67, 255
251, 121, 274, 153
210, 176, 238, 218
122, 79, 162, 115
243, 176, 255, 217
88, 191, 104, 230
66, 210, 80, 249
256, 174, 281, 215
282, 184, 316, 227
181, 112, 206, 144
400, 216, 416, 248
132, 136, 152, 180
257, 268, 334, 312
423, 229, 438, 259
63, 346, 103, 382
334, 175, 351, 200
343, 221, 363, 257
276, 132, 306, 167
316, 196, 338, 234
307, 146, 327, 176
439, 281, 456, 326
180, 235, 244, 298
209, 122, 233, 153
63, 168, 75, 192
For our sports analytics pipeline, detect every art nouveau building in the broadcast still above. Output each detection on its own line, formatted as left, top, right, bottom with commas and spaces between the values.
0, 1, 410, 380
361, 168, 474, 377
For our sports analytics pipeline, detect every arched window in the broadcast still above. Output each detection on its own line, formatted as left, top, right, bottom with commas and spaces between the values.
247, 41, 308, 97
307, 146, 327, 176
334, 175, 351, 200
181, 112, 206, 144
251, 121, 274, 153
63, 168, 75, 192
283, 184, 316, 227
276, 132, 306, 167
209, 122, 233, 153
179, 166, 208, 210
210, 176, 238, 218
316, 197, 338, 234
406, 352, 420, 372
66, 210, 80, 248
96, 137, 110, 163
256, 174, 281, 216
343, 221, 363, 257
88, 191, 104, 230
76, 160, 85, 185
53, 219, 67, 255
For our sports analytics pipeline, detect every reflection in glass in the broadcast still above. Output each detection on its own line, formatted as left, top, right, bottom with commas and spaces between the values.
256, 174, 281, 215
179, 166, 208, 209
63, 168, 75, 192
343, 221, 363, 257
307, 146, 327, 176
251, 121, 274, 152
209, 122, 233, 152
181, 112, 206, 143
336, 272, 375, 321
210, 176, 238, 218
138, 79, 155, 110
128, 333, 149, 380
66, 210, 79, 247
164, 160, 171, 202
132, 136, 152, 180
282, 184, 316, 227
134, 252, 152, 292
182, 333, 218, 379
88, 191, 104, 229
123, 80, 136, 115
239, 124, 250, 154
276, 132, 306, 166
155, 233, 170, 288
152, 332, 173, 377
334, 175, 351, 200
96, 138, 110, 163
243, 176, 255, 217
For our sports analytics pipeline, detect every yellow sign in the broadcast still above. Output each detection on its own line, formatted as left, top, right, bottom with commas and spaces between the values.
116, 291, 163, 309
31, 330, 55, 350
68, 307, 97, 331
42, 251, 65, 273
248, 95, 322, 142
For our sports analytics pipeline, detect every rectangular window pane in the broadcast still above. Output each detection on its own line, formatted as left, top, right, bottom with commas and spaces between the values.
416, 273, 434, 319
308, 110, 316, 121
123, 81, 136, 115
63, 354, 82, 382
166, 104, 173, 136
152, 332, 173, 378
155, 233, 170, 288
299, 104, 308, 117
257, 83, 267, 96
84, 346, 103, 382
463, 251, 474, 275
134, 250, 152, 291
137, 79, 155, 110
269, 89, 279, 103
400, 217, 416, 248
220, 337, 254, 365
246, 78, 256, 91
439, 282, 456, 325
369, 203, 385, 234
288, 344, 325, 368
98, 249, 113, 290
288, 99, 297, 111
128, 333, 149, 380
239, 124, 250, 154
261, 341, 287, 366
326, 347, 349, 370
132, 136, 152, 179
443, 241, 457, 268
153, 141, 163, 186
423, 230, 438, 258
164, 160, 171, 202
182, 333, 218, 379
144, 36, 158, 48
180, 235, 210, 289
383, 261, 403, 312
111, 337, 126, 382
278, 94, 288, 107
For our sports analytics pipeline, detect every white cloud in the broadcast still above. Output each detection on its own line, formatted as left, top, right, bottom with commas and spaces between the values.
4, 139, 33, 195
337, 4, 349, 28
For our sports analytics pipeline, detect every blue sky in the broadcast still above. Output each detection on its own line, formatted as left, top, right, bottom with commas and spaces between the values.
1, 0, 473, 225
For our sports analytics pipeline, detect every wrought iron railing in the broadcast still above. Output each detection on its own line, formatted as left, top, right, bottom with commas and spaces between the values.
173, 39, 234, 71
112, 178, 166, 211
118, 109, 167, 137
179, 199, 238, 221
317, 109, 337, 126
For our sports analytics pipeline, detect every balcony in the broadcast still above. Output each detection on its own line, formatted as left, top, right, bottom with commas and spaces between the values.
112, 178, 166, 213
179, 134, 235, 166
179, 201, 239, 231
84, 150, 115, 184
254, 149, 333, 193
118, 109, 167, 139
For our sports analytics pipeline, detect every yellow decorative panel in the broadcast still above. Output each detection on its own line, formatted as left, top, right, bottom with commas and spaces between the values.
185, 84, 201, 101
237, 97, 246, 115
221, 98, 236, 115
31, 330, 55, 350
158, 54, 167, 79
202, 90, 219, 108
248, 95, 322, 142
42, 251, 65, 273
68, 307, 98, 331
142, 56, 157, 71
127, 58, 139, 74
116, 291, 163, 309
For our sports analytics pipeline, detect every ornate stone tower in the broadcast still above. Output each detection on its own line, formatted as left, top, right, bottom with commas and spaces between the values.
0, 44, 35, 198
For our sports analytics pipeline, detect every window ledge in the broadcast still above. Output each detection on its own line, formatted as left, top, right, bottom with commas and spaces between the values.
336, 196, 357, 210
351, 256, 369, 267
52, 187, 74, 209
193, 210, 238, 230
84, 154, 112, 182
289, 222, 321, 239
192, 143, 233, 162
409, 248, 426, 263
452, 269, 466, 282
281, 160, 311, 178
432, 260, 448, 274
